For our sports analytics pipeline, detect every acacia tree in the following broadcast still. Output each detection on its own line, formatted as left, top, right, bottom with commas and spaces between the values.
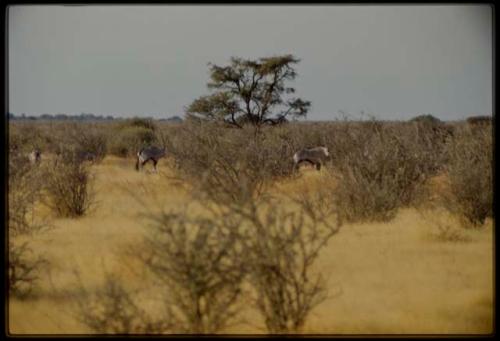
186, 54, 311, 128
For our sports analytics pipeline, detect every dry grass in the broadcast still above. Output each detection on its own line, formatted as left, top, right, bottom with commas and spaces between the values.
8, 157, 493, 335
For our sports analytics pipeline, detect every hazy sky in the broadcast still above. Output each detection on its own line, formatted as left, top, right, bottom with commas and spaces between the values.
8, 5, 492, 121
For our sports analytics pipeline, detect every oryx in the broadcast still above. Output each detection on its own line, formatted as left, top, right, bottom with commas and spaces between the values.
28, 148, 42, 165
136, 146, 167, 172
293, 146, 330, 171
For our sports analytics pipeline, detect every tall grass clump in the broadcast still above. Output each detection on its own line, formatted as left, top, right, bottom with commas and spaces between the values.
443, 124, 493, 226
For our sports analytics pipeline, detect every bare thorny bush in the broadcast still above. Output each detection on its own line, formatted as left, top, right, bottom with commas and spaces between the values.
42, 153, 96, 218
329, 120, 450, 222
166, 122, 299, 207
230, 197, 341, 333
138, 208, 247, 334
74, 272, 172, 334
8, 149, 50, 298
132, 199, 341, 334
98, 147, 342, 334
441, 123, 493, 227
50, 122, 108, 162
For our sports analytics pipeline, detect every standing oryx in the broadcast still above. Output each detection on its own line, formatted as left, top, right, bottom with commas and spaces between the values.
28, 148, 42, 165
293, 146, 330, 171
136, 146, 167, 172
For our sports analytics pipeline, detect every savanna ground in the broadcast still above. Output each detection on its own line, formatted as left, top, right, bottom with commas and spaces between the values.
7, 118, 494, 335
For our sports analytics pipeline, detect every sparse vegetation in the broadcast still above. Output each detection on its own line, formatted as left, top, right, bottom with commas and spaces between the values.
140, 208, 247, 333
74, 272, 171, 334
233, 199, 341, 333
7, 115, 493, 334
42, 155, 95, 218
442, 124, 493, 226
331, 120, 446, 222
8, 142, 50, 298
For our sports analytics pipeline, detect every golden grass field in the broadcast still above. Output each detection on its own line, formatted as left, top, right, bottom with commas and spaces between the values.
8, 156, 494, 335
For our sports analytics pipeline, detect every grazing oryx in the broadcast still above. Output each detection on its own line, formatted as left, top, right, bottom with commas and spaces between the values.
28, 149, 42, 165
136, 146, 167, 172
293, 146, 330, 171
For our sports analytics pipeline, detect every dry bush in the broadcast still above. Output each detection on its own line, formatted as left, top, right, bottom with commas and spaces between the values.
466, 115, 493, 126
139, 208, 247, 333
8, 121, 49, 154
74, 272, 171, 334
138, 193, 341, 334
330, 120, 447, 222
107, 125, 158, 158
8, 241, 48, 298
442, 124, 493, 226
119, 117, 157, 131
417, 207, 472, 243
165, 121, 341, 206
167, 122, 296, 206
42, 156, 96, 218
8, 149, 50, 298
8, 154, 47, 236
50, 123, 108, 162
233, 198, 341, 333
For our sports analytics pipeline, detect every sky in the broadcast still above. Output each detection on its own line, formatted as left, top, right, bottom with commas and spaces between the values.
7, 5, 493, 121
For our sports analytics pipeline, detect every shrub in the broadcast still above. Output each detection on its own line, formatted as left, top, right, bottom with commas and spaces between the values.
8, 154, 46, 235
8, 149, 49, 298
443, 124, 493, 226
234, 199, 341, 333
410, 114, 442, 124
332, 121, 444, 222
8, 241, 48, 298
8, 122, 48, 154
120, 117, 157, 131
466, 115, 493, 126
140, 208, 247, 333
167, 122, 310, 207
74, 272, 171, 334
43, 157, 95, 218
107, 126, 158, 158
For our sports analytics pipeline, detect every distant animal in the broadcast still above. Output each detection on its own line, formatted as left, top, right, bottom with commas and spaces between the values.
136, 146, 167, 172
76, 151, 97, 163
28, 149, 42, 165
293, 146, 330, 171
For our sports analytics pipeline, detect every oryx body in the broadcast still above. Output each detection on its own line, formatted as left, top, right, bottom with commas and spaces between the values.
28, 149, 42, 165
293, 146, 329, 171
136, 146, 167, 172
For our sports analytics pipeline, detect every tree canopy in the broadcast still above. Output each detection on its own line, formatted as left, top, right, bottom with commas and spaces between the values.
186, 54, 311, 128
